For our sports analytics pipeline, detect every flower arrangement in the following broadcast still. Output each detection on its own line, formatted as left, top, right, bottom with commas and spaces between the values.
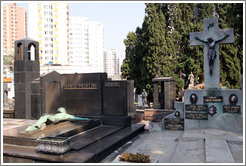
119, 153, 150, 163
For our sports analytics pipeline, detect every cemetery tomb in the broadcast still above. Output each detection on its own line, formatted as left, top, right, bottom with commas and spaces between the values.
3, 38, 145, 163
184, 17, 243, 133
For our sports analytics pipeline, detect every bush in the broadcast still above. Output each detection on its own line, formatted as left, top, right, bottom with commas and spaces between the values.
119, 153, 150, 163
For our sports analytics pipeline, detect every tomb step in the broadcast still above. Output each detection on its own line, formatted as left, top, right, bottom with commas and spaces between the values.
205, 138, 235, 163
56, 119, 101, 137
3, 124, 145, 163
170, 137, 206, 163
80, 123, 145, 162
69, 125, 122, 150
3, 144, 95, 163
3, 136, 38, 147
3, 119, 101, 147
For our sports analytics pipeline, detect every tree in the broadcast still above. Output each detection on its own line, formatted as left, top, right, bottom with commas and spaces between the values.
121, 32, 137, 80
140, 3, 168, 99
121, 3, 243, 101
3, 49, 14, 75
122, 3, 169, 98
178, 3, 215, 88
215, 3, 243, 89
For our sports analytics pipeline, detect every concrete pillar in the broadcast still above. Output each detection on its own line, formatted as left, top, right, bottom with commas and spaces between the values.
153, 83, 159, 109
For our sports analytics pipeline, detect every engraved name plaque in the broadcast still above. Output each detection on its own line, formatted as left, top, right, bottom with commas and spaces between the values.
185, 113, 208, 120
204, 96, 223, 103
164, 118, 184, 130
223, 105, 240, 114
185, 105, 207, 112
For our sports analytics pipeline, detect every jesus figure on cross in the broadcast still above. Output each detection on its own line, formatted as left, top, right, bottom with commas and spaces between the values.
195, 34, 229, 75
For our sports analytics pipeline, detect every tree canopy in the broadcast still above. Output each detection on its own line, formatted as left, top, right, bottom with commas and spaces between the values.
121, 3, 243, 100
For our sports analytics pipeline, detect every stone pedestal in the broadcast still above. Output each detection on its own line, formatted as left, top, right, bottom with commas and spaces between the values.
187, 17, 242, 134
153, 83, 159, 108
3, 108, 15, 118
184, 89, 243, 133
127, 80, 135, 113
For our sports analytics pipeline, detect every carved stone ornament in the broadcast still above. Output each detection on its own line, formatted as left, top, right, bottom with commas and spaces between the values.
208, 105, 217, 116
36, 137, 70, 154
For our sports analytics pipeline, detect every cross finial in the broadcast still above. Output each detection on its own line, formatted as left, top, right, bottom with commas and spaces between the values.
190, 17, 234, 89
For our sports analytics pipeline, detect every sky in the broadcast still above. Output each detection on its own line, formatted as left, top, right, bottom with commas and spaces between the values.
13, 2, 146, 56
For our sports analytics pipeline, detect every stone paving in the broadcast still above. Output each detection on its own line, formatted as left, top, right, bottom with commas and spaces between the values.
101, 125, 243, 164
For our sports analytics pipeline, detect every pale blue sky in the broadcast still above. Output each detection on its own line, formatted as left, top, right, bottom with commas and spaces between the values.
69, 3, 145, 55
14, 2, 146, 56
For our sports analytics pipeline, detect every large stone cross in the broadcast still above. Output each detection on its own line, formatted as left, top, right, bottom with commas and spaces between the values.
190, 17, 234, 89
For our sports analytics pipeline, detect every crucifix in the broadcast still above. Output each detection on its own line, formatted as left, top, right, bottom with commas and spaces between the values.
190, 17, 234, 89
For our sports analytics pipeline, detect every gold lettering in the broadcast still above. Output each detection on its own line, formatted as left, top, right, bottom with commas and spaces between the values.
64, 83, 98, 90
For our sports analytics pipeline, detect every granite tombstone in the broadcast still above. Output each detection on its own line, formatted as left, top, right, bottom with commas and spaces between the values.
5, 39, 145, 163
14, 38, 40, 119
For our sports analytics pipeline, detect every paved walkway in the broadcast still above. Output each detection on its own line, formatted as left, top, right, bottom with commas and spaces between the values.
102, 128, 243, 163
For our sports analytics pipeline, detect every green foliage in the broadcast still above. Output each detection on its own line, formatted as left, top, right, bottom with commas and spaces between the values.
121, 3, 243, 100
119, 153, 150, 163
3, 52, 14, 65
215, 3, 243, 89
3, 50, 14, 75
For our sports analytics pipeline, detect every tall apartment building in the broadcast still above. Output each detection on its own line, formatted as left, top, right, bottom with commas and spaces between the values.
29, 2, 69, 65
118, 53, 125, 76
104, 49, 118, 76
3, 3, 27, 51
69, 16, 104, 72
68, 16, 89, 66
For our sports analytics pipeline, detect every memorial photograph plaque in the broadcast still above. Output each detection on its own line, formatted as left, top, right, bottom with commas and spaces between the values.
229, 94, 238, 105
174, 111, 180, 118
190, 94, 198, 104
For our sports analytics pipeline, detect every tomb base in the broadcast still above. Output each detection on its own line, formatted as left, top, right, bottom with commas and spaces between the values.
3, 118, 145, 163
144, 109, 174, 121
184, 89, 243, 133
101, 116, 131, 127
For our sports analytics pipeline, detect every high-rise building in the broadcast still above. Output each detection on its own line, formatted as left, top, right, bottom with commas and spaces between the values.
69, 16, 104, 72
3, 3, 27, 51
118, 53, 125, 76
88, 21, 104, 72
29, 2, 69, 65
68, 16, 89, 66
104, 49, 118, 76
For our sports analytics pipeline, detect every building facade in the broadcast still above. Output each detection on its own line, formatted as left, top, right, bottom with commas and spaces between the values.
68, 16, 104, 72
118, 53, 125, 76
68, 16, 89, 66
104, 49, 119, 76
3, 3, 27, 51
88, 21, 104, 72
29, 2, 69, 65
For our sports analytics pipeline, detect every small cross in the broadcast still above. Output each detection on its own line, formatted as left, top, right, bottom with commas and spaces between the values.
190, 17, 234, 89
